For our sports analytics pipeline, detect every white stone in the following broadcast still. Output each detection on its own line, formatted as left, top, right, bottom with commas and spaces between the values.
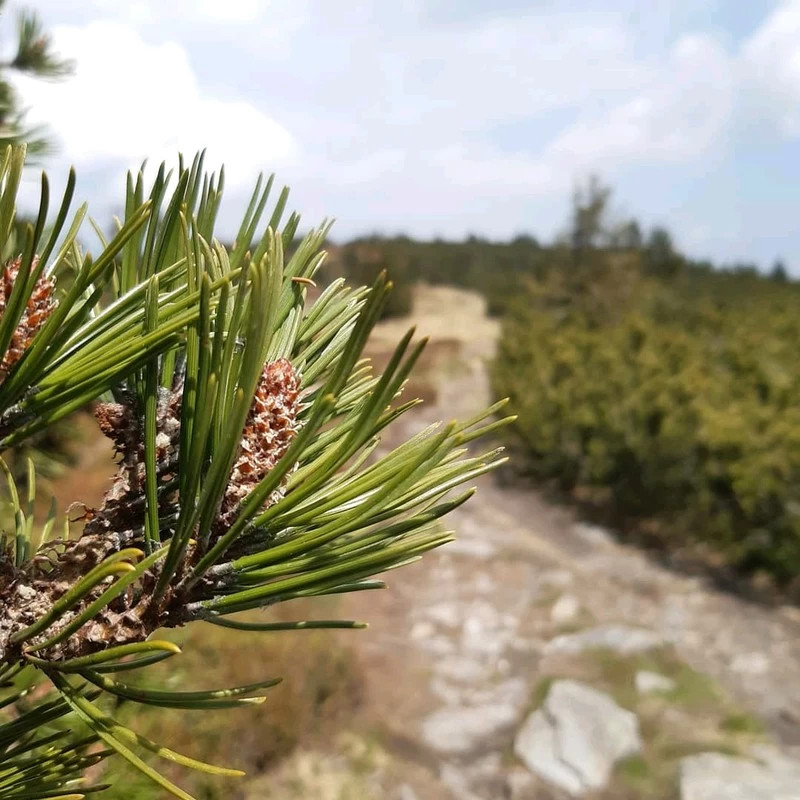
435, 655, 492, 683
429, 678, 463, 706
539, 569, 574, 589
396, 785, 419, 800
447, 537, 496, 559
515, 708, 585, 795
680, 749, 800, 800
15, 583, 36, 600
573, 522, 616, 548
409, 621, 435, 640
422, 704, 519, 754
425, 602, 462, 628
460, 601, 516, 657
730, 651, 770, 676
421, 679, 526, 754
551, 594, 581, 624
469, 677, 528, 709
635, 671, 676, 694
514, 680, 642, 795
545, 624, 666, 656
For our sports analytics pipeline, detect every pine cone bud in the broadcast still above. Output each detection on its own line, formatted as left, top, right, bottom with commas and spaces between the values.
220, 358, 302, 526
0, 256, 56, 382
90, 359, 301, 538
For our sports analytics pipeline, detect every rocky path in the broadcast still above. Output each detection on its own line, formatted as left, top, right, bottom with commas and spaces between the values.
255, 286, 800, 799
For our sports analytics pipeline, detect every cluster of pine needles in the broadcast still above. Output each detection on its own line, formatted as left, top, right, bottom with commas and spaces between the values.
0, 145, 507, 799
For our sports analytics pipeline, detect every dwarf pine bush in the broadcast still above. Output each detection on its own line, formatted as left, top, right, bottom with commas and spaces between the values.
0, 146, 506, 799
494, 264, 800, 579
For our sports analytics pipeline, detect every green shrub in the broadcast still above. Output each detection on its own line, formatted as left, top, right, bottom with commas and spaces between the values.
493, 267, 800, 579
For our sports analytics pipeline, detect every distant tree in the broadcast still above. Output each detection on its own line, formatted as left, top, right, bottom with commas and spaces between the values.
770, 259, 789, 283
644, 226, 683, 278
511, 233, 540, 248
570, 175, 612, 262
609, 219, 642, 249
0, 2, 73, 156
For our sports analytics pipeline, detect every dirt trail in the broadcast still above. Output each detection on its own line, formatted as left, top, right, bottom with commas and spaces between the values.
310, 285, 800, 800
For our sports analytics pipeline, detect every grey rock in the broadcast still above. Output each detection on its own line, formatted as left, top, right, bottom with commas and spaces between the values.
423, 705, 514, 754
421, 679, 527, 754
514, 680, 641, 795
545, 624, 666, 656
680, 748, 800, 799
635, 670, 676, 694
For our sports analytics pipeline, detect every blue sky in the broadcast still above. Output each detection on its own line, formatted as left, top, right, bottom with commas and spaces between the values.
10, 1, 800, 272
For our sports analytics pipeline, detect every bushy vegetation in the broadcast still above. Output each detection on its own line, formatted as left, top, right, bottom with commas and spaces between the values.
493, 262, 800, 581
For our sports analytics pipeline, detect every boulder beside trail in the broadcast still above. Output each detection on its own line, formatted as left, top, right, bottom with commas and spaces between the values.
514, 679, 642, 795
680, 748, 800, 800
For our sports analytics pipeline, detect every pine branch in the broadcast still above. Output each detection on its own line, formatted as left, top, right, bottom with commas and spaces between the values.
0, 9, 74, 157
0, 146, 509, 799
8, 12, 74, 79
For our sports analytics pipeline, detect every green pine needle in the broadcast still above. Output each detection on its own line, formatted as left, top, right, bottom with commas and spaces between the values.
0, 145, 508, 799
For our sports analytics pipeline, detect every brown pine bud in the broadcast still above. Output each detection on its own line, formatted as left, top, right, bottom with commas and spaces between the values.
220, 358, 302, 526
0, 257, 56, 382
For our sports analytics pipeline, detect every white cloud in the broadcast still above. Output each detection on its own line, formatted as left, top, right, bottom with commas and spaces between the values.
12, 21, 296, 193
167, 0, 264, 23
407, 31, 733, 220
31, 0, 300, 26
548, 34, 734, 166
740, 0, 800, 136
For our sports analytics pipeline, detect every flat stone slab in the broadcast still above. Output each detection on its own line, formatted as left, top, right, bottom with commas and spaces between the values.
681, 748, 800, 800
545, 624, 666, 656
421, 679, 527, 754
514, 679, 641, 795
